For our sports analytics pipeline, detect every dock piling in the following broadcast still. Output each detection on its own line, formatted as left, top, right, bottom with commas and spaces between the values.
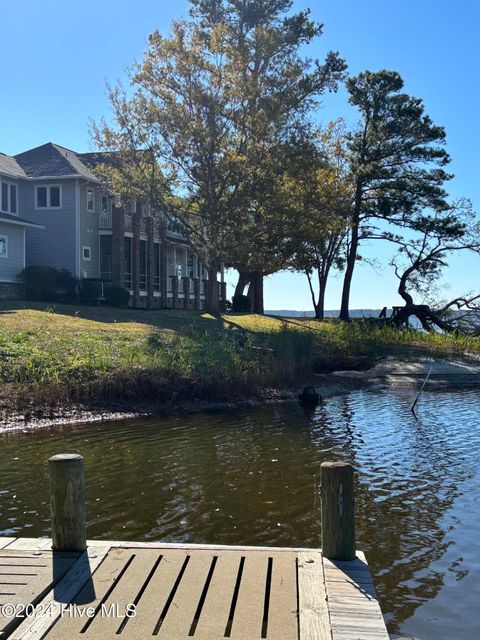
321, 461, 356, 560
48, 453, 86, 552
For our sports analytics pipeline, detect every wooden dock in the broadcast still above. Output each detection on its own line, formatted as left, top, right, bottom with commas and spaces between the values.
0, 457, 390, 639
0, 536, 389, 640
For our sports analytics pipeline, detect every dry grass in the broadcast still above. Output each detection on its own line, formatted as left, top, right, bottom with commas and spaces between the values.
1, 301, 478, 418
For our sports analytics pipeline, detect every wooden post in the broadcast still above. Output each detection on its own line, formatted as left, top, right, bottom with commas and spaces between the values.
171, 275, 178, 309
193, 277, 200, 311
321, 461, 355, 560
49, 454, 86, 552
182, 276, 190, 309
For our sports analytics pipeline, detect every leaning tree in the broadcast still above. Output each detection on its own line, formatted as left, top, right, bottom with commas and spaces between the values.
385, 200, 480, 332
339, 70, 452, 320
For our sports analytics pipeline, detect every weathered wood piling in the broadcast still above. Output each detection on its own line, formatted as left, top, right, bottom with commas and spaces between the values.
320, 460, 356, 561
48, 453, 86, 552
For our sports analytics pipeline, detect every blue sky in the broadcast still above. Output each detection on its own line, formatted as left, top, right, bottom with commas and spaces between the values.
1, 0, 478, 310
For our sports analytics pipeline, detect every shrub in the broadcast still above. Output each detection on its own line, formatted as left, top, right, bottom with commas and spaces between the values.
18, 266, 78, 302
80, 279, 104, 305
105, 285, 130, 307
231, 294, 251, 313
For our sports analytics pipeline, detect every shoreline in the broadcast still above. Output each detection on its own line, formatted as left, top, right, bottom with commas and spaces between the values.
3, 356, 480, 433
0, 376, 368, 434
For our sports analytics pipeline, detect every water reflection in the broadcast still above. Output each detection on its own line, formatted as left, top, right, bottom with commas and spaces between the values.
1, 386, 479, 639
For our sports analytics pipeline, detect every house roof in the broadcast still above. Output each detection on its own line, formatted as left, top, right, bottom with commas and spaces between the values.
0, 211, 44, 229
78, 151, 121, 171
0, 153, 27, 178
14, 143, 100, 182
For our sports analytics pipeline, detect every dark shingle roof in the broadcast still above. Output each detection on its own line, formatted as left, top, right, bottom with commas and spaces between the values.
78, 151, 121, 171
0, 153, 27, 178
14, 143, 99, 182
0, 211, 43, 228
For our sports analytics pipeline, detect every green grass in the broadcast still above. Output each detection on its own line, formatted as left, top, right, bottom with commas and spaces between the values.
0, 301, 478, 417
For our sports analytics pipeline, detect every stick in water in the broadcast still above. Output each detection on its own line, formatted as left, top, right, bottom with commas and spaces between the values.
411, 365, 433, 418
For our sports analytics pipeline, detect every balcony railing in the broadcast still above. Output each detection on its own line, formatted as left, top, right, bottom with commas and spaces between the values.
99, 212, 112, 229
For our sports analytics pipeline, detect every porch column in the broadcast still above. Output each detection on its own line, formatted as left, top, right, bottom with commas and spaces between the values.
171, 275, 179, 309
112, 205, 125, 287
132, 210, 141, 307
160, 221, 168, 308
182, 277, 190, 310
146, 217, 155, 309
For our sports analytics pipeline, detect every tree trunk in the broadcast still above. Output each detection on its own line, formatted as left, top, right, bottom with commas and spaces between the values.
205, 264, 219, 314
247, 271, 264, 314
316, 275, 328, 320
339, 228, 359, 321
392, 267, 457, 333
234, 271, 251, 297
340, 184, 362, 321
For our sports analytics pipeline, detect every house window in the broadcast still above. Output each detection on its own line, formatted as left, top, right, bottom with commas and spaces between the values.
0, 235, 7, 258
36, 185, 61, 209
87, 189, 95, 211
10, 185, 17, 213
1, 183, 8, 212
0, 181, 18, 214
101, 195, 109, 213
82, 246, 91, 261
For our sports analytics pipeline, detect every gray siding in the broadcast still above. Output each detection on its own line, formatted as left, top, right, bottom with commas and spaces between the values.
22, 179, 77, 275
79, 183, 100, 278
0, 222, 25, 282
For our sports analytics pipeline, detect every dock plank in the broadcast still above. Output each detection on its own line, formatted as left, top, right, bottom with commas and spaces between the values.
0, 550, 79, 639
298, 551, 331, 640
0, 539, 16, 550
229, 551, 269, 639
192, 551, 242, 640
156, 550, 214, 639
122, 549, 188, 638
85, 549, 161, 638
324, 555, 389, 640
266, 552, 299, 640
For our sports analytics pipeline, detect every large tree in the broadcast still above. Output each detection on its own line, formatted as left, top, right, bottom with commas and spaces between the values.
339, 70, 452, 320
287, 120, 352, 319
283, 119, 353, 320
92, 0, 345, 313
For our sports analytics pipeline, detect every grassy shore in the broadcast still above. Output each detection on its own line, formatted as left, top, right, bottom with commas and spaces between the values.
1, 301, 479, 420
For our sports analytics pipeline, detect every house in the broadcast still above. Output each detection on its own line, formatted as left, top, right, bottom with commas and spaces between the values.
0, 153, 43, 299
3, 142, 225, 309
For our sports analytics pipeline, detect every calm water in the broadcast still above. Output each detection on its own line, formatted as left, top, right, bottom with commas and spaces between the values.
1, 387, 479, 639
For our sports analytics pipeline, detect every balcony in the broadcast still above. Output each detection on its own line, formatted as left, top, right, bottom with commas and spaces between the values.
99, 211, 112, 229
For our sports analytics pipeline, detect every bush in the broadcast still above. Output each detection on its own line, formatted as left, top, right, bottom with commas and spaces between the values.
105, 285, 130, 307
231, 294, 251, 313
80, 279, 104, 305
18, 266, 78, 303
